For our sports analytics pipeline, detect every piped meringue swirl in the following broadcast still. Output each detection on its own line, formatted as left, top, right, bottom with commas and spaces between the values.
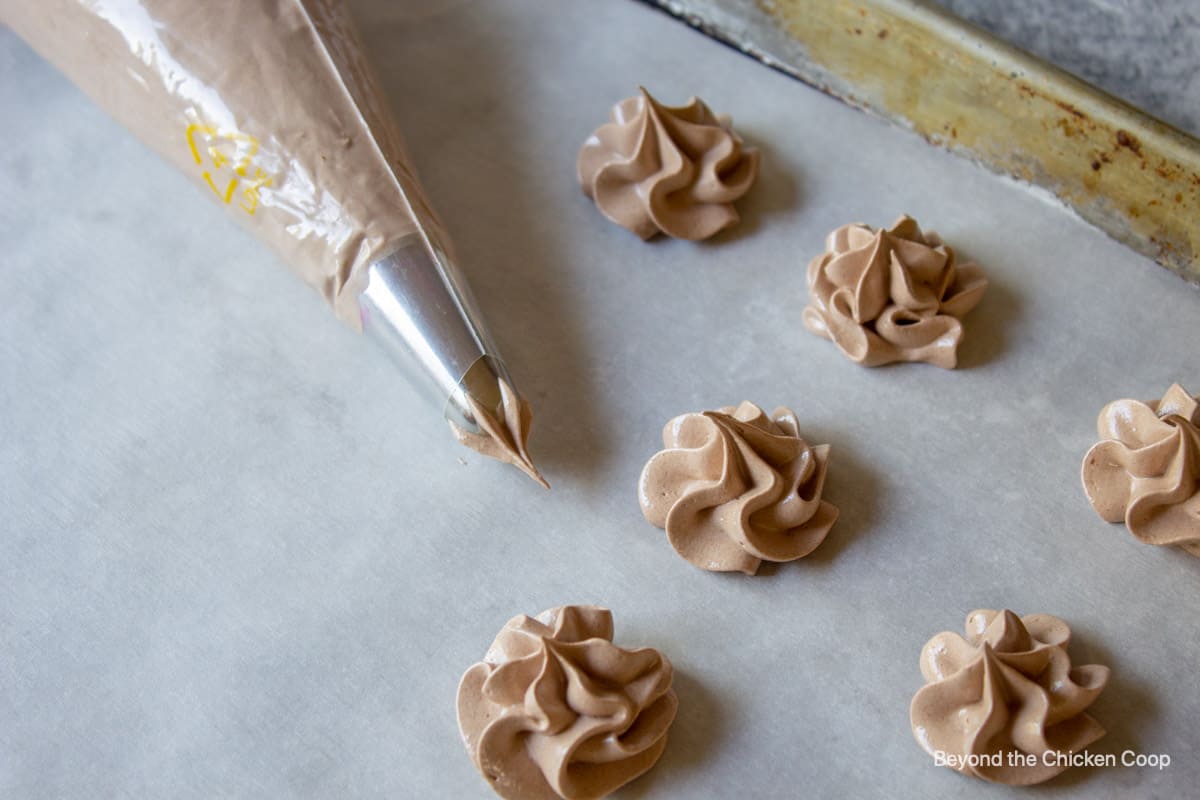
910, 609, 1110, 786
456, 606, 677, 800
577, 87, 759, 240
638, 401, 838, 575
802, 215, 988, 368
1081, 383, 1200, 556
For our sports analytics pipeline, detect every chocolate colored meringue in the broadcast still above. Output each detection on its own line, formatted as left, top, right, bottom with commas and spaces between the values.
911, 609, 1110, 786
450, 377, 548, 489
1081, 383, 1200, 556
802, 216, 988, 368
577, 87, 759, 240
457, 606, 677, 800
638, 401, 838, 575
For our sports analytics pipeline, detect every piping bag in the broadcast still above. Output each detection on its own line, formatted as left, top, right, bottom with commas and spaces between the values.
2, 0, 548, 488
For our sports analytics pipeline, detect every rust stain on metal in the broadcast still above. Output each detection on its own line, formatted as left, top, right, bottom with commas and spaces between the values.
655, 0, 1200, 285
1116, 130, 1142, 155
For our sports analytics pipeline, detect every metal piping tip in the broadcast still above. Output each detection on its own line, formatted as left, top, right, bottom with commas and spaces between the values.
448, 357, 549, 489
357, 236, 547, 487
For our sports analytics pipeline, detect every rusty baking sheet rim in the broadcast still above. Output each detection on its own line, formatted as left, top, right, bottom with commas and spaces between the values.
646, 0, 1200, 286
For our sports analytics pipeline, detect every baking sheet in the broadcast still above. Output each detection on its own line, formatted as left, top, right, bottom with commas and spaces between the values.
1, 1, 1198, 798
648, 0, 1200, 286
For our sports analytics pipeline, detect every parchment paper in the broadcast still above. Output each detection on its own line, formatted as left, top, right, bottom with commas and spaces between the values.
1, 1, 1198, 798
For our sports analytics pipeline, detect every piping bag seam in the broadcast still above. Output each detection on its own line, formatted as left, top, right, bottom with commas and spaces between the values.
290, 0, 440, 302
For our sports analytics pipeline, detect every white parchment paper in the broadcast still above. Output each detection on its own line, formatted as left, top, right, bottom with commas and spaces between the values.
1, 1, 1197, 798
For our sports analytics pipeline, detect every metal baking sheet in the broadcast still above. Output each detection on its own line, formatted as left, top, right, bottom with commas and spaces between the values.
1, 0, 1198, 797
646, 0, 1200, 286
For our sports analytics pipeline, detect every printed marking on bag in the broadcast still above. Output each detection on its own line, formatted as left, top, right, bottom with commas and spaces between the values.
185, 123, 274, 215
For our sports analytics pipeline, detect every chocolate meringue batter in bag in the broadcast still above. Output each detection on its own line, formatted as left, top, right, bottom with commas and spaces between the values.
3, 0, 447, 328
